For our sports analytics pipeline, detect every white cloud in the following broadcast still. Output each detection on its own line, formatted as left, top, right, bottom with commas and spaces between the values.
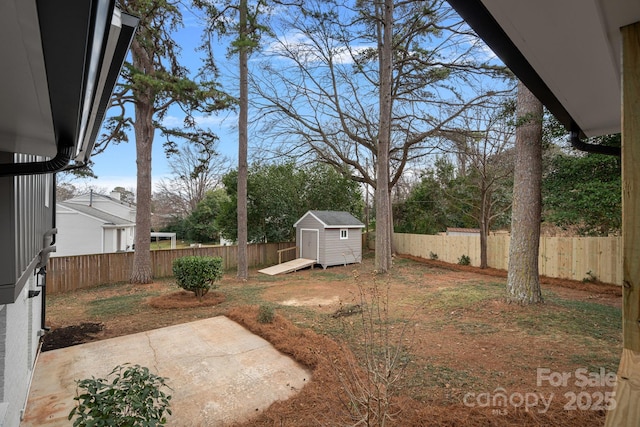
161, 115, 183, 127
82, 176, 138, 193
266, 31, 373, 66
78, 174, 184, 195
161, 112, 237, 129
461, 34, 498, 62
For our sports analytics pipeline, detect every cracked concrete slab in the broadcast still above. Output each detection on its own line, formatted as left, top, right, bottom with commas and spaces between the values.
20, 317, 311, 426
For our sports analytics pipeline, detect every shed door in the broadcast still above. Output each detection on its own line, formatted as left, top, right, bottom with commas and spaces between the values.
301, 230, 318, 261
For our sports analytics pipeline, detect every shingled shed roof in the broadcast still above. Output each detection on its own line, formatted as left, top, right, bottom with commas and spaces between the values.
294, 210, 365, 228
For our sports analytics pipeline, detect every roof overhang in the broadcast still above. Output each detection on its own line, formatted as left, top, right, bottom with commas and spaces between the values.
0, 0, 137, 163
447, 0, 640, 138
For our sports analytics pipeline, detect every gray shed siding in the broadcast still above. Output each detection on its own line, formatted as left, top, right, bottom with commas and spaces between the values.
295, 211, 363, 268
296, 215, 325, 261
322, 228, 362, 267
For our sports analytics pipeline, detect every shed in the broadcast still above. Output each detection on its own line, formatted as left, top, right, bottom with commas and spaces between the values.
446, 227, 481, 237
294, 210, 365, 269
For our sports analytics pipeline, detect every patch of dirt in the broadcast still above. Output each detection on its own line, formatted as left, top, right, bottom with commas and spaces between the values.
41, 322, 104, 352
147, 290, 225, 309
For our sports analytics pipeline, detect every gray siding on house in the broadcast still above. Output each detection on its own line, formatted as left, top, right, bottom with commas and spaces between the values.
0, 154, 50, 426
0, 153, 54, 304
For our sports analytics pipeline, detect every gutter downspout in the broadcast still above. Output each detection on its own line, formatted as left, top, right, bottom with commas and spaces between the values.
0, 141, 73, 177
38, 228, 57, 332
570, 122, 621, 156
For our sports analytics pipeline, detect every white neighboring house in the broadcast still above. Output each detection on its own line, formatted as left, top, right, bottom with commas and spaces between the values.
55, 191, 136, 257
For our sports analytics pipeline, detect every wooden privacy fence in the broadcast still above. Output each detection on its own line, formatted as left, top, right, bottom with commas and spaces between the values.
47, 242, 296, 294
393, 233, 623, 285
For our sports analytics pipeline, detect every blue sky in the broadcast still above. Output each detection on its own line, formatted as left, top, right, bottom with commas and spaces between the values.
84, 9, 240, 192
80, 3, 503, 194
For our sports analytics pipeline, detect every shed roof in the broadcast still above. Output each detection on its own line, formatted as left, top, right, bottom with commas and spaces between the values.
59, 202, 134, 226
294, 210, 365, 228
446, 228, 480, 234
447, 0, 640, 138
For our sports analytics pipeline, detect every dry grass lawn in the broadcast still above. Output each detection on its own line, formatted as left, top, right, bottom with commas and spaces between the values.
45, 252, 622, 426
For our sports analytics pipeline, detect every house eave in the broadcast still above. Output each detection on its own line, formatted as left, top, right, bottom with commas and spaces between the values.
446, 0, 640, 139
0, 0, 138, 168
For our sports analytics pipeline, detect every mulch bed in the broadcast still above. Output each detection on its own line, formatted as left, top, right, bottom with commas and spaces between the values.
147, 290, 225, 309
228, 305, 606, 427
399, 254, 622, 296
41, 322, 104, 352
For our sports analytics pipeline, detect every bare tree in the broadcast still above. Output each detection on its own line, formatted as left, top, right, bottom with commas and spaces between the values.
507, 81, 543, 304
155, 144, 230, 218
442, 102, 515, 268
252, 0, 510, 271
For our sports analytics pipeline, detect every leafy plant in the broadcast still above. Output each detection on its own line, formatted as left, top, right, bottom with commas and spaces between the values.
257, 304, 275, 324
542, 140, 621, 236
583, 270, 598, 283
458, 254, 471, 265
429, 251, 438, 260
68, 364, 172, 426
172, 256, 223, 300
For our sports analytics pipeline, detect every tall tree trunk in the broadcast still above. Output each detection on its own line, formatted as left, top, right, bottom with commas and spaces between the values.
375, 0, 393, 272
131, 100, 154, 283
479, 186, 489, 269
506, 81, 543, 304
237, 0, 249, 280
374, 0, 393, 273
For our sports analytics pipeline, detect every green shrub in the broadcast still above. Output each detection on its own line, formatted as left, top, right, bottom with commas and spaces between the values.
458, 254, 471, 265
257, 304, 275, 324
172, 256, 223, 300
68, 364, 171, 427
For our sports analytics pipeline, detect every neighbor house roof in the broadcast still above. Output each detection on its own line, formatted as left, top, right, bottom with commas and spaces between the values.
447, 0, 640, 139
0, 0, 138, 171
69, 191, 136, 208
446, 228, 480, 234
294, 210, 365, 228
59, 202, 134, 227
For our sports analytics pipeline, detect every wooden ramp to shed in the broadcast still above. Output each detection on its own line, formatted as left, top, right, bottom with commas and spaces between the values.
258, 258, 316, 276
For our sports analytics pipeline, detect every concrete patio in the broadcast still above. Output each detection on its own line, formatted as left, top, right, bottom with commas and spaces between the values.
20, 317, 311, 426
